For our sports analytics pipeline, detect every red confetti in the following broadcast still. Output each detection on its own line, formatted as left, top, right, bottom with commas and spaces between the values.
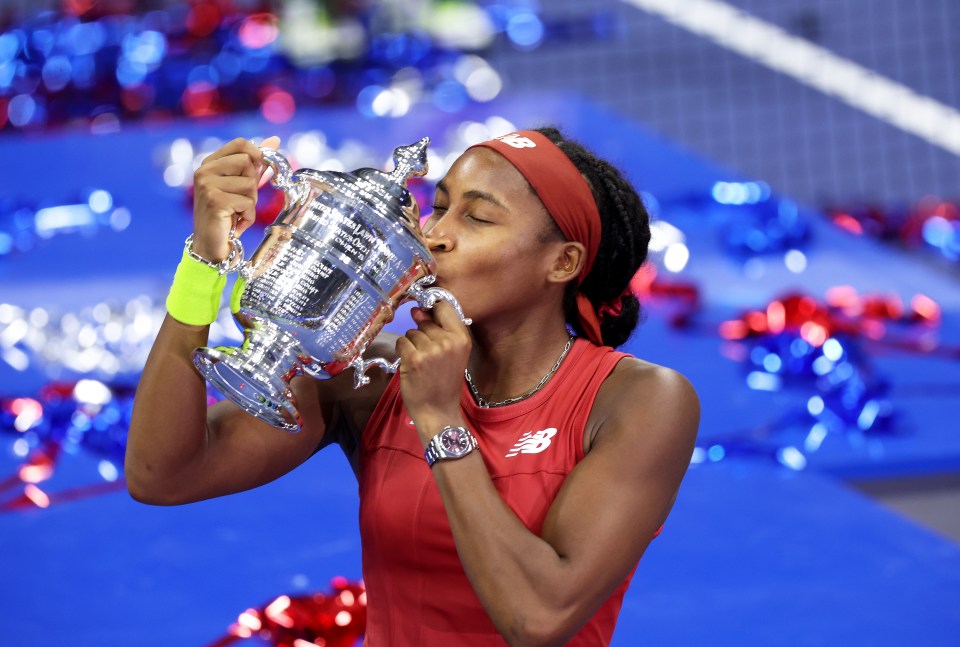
187, 1, 222, 37
630, 264, 702, 328
719, 288, 948, 356
209, 578, 367, 647
239, 13, 280, 49
824, 199, 959, 262
261, 89, 297, 124
182, 81, 222, 117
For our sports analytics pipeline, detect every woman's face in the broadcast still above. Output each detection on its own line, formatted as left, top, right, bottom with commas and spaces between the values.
421, 146, 563, 323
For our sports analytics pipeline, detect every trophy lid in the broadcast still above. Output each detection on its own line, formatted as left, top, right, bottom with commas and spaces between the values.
386, 137, 430, 185
293, 137, 430, 201
269, 137, 433, 256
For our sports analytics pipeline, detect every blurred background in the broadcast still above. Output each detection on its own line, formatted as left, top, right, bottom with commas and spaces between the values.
1, 0, 958, 644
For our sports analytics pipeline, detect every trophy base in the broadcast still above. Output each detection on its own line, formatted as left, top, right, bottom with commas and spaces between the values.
193, 345, 302, 432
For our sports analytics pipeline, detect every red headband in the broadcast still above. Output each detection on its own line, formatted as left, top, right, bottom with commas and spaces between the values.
468, 130, 604, 345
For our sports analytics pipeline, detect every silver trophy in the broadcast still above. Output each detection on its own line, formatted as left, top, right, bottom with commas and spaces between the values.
193, 137, 470, 431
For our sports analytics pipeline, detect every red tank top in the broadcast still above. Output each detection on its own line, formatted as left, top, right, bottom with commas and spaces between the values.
359, 339, 662, 645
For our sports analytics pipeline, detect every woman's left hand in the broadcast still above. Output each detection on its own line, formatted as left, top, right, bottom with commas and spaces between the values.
395, 301, 472, 443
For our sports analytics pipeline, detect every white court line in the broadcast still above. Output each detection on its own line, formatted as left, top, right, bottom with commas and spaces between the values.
622, 0, 960, 156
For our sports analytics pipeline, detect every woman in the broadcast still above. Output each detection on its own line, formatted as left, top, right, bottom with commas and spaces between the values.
127, 127, 700, 646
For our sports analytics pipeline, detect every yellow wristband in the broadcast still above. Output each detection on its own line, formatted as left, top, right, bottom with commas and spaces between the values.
230, 274, 248, 315
165, 247, 229, 326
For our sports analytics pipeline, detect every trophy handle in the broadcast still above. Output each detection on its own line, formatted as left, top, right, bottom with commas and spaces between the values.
348, 275, 472, 389
349, 355, 401, 389
406, 275, 472, 326
259, 147, 295, 191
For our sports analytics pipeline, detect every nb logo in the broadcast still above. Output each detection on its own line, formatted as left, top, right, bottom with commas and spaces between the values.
506, 428, 557, 458
495, 133, 537, 149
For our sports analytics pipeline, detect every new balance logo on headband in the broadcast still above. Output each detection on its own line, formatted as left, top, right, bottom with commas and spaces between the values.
506, 428, 557, 457
494, 133, 537, 149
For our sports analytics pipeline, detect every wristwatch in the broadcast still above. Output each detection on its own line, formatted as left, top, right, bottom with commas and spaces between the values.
424, 426, 478, 467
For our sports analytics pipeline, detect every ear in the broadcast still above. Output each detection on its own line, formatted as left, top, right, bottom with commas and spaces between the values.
546, 241, 587, 284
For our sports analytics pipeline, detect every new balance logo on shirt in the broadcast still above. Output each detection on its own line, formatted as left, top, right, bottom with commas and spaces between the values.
505, 428, 557, 458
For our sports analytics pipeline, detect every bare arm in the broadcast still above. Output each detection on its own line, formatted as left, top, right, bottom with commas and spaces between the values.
398, 305, 700, 646
433, 364, 697, 646
125, 314, 336, 505
125, 136, 388, 505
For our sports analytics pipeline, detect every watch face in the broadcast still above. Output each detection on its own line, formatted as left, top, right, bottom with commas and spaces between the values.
440, 427, 471, 454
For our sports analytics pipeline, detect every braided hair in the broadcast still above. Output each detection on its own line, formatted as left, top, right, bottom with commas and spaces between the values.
534, 126, 652, 348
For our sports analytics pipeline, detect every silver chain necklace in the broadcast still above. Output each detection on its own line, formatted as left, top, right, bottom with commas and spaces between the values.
464, 335, 575, 408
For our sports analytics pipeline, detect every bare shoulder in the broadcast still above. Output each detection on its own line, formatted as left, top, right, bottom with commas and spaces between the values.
545, 356, 700, 571
587, 356, 700, 454
606, 357, 698, 409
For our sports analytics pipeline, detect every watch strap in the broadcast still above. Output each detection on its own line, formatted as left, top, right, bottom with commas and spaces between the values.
424, 426, 478, 467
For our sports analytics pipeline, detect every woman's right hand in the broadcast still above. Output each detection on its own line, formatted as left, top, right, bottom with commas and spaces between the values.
191, 135, 281, 262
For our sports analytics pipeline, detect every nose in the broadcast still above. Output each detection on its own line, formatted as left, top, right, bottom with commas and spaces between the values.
423, 216, 452, 253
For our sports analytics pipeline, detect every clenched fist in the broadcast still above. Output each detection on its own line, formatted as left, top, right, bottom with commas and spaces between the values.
397, 302, 473, 439
191, 135, 280, 262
